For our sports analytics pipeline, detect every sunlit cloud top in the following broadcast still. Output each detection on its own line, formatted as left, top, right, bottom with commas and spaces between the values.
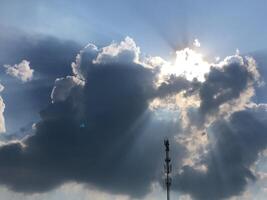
158, 40, 211, 82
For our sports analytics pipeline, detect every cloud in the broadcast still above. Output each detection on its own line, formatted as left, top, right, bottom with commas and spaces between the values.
93, 36, 140, 64
0, 28, 82, 133
156, 75, 201, 98
4, 60, 34, 82
50, 76, 84, 103
193, 39, 201, 48
0, 37, 183, 197
173, 106, 267, 200
0, 83, 6, 134
199, 55, 259, 117
71, 43, 98, 81
0, 28, 80, 79
152, 54, 260, 130
0, 96, 5, 134
150, 52, 264, 200
0, 35, 266, 200
146, 51, 265, 199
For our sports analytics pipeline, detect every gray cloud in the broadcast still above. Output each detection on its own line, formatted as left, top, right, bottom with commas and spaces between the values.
148, 53, 265, 199
0, 27, 82, 133
0, 26, 81, 79
0, 37, 183, 197
199, 56, 259, 116
156, 75, 200, 98
50, 76, 84, 103
157, 55, 265, 200
179, 55, 261, 129
173, 106, 267, 200
0, 33, 266, 200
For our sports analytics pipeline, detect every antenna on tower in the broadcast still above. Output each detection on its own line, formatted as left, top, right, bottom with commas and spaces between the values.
164, 138, 171, 200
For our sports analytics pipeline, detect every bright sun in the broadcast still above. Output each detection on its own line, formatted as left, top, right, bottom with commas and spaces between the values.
174, 48, 210, 81
161, 47, 211, 82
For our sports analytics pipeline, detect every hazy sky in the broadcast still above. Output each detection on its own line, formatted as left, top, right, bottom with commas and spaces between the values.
1, 1, 267, 200
1, 0, 267, 57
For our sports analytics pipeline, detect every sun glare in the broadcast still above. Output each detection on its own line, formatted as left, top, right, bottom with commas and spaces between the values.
161, 47, 211, 82
174, 48, 210, 81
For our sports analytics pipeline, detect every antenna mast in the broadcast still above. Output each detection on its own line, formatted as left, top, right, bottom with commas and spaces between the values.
164, 139, 171, 200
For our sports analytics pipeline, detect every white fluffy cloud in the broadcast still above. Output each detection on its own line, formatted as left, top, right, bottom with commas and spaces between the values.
0, 84, 5, 133
93, 36, 140, 64
4, 60, 34, 82
0, 97, 5, 133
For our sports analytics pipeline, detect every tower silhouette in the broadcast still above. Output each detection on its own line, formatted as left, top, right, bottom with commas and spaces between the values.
164, 139, 171, 200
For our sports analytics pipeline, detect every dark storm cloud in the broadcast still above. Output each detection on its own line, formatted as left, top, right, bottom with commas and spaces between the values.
0, 26, 80, 78
167, 56, 265, 200
173, 107, 267, 200
0, 31, 266, 200
150, 54, 264, 199
158, 55, 260, 130
199, 60, 257, 115
0, 26, 81, 102
0, 26, 82, 132
156, 75, 200, 98
0, 52, 184, 197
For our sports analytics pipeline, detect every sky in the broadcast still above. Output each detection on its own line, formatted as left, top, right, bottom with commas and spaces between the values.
0, 0, 267, 200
